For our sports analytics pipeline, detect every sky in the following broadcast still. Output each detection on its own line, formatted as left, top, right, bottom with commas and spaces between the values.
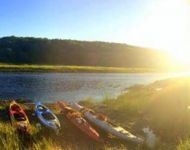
0, 0, 190, 63
0, 0, 145, 40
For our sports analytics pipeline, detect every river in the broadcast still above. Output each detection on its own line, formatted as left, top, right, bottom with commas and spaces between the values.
0, 72, 189, 102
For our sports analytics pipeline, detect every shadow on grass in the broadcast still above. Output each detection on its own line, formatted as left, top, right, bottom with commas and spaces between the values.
0, 107, 10, 122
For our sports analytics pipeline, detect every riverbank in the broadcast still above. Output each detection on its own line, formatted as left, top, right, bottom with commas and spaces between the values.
80, 76, 190, 149
0, 77, 190, 149
0, 64, 158, 73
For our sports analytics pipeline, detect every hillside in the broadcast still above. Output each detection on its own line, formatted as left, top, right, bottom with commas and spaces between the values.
0, 36, 173, 69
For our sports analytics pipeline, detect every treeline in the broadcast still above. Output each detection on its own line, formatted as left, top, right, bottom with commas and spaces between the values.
0, 36, 172, 68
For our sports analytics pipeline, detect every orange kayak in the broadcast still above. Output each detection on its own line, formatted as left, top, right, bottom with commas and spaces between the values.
9, 101, 30, 133
57, 101, 101, 142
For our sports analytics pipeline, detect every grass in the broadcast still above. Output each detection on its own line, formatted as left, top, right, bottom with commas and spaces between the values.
177, 140, 190, 150
83, 77, 190, 149
1, 77, 190, 149
0, 63, 157, 73
0, 101, 142, 150
0, 122, 59, 150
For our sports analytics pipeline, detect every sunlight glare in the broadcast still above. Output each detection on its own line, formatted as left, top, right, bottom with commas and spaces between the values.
128, 0, 190, 65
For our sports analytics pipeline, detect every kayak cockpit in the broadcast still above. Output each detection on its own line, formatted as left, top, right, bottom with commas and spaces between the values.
42, 112, 56, 120
14, 113, 26, 121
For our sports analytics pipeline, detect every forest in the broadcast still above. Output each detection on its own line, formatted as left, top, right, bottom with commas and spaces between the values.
0, 36, 172, 68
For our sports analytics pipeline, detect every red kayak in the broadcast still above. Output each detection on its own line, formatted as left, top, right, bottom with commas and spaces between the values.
57, 101, 101, 142
9, 101, 30, 133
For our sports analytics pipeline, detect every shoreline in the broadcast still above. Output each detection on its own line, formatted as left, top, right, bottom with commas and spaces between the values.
0, 64, 163, 73
0, 77, 190, 149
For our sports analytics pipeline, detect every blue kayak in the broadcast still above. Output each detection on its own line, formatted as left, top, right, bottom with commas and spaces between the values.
35, 101, 61, 132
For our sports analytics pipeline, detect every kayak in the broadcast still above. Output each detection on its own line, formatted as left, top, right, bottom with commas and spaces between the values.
57, 101, 101, 142
9, 100, 30, 133
35, 101, 61, 132
71, 102, 144, 144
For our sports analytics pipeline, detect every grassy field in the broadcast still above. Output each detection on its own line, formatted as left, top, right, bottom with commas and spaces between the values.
1, 77, 190, 149
0, 63, 157, 73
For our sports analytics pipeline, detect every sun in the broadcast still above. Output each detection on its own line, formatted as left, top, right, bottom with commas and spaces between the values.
127, 0, 190, 65
164, 0, 190, 65
168, 49, 190, 65
154, 0, 190, 64
163, 0, 190, 64
149, 0, 190, 65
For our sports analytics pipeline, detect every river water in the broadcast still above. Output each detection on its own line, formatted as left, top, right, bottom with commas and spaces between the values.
0, 72, 189, 102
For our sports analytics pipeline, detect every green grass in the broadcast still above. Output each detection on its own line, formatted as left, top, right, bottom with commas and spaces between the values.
177, 139, 190, 150
83, 77, 190, 150
0, 122, 59, 150
0, 63, 157, 73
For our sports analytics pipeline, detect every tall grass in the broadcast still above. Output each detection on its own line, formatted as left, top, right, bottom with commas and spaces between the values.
0, 122, 60, 150
177, 140, 190, 150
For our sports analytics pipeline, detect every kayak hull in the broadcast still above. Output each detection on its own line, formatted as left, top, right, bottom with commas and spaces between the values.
71, 102, 144, 144
9, 101, 30, 133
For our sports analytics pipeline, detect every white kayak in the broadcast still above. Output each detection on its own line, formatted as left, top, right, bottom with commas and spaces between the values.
71, 102, 144, 144
35, 102, 61, 132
